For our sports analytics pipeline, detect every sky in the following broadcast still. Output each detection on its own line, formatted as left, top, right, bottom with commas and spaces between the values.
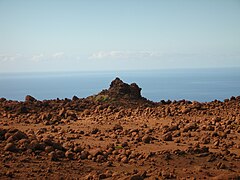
0, 0, 240, 72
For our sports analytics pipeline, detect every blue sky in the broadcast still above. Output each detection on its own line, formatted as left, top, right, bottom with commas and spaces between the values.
0, 0, 240, 72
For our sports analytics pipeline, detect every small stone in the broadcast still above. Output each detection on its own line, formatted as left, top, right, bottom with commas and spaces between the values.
96, 155, 105, 163
59, 108, 66, 117
80, 150, 89, 159
142, 135, 151, 143
72, 95, 79, 101
49, 151, 58, 161
214, 140, 219, 146
113, 124, 123, 131
89, 148, 102, 157
106, 161, 113, 167
12, 130, 28, 141
6, 170, 14, 178
121, 156, 128, 163
212, 116, 221, 122
98, 173, 107, 179
163, 132, 173, 141
45, 146, 54, 153
217, 162, 226, 169
28, 140, 45, 151
4, 143, 18, 152
0, 97, 6, 102
181, 106, 191, 114
25, 95, 37, 102
207, 155, 217, 162
183, 123, 198, 132
91, 128, 99, 134
161, 170, 172, 178
55, 150, 65, 158
130, 174, 144, 180
213, 173, 240, 180
73, 146, 83, 152
6, 136, 14, 143
65, 150, 75, 159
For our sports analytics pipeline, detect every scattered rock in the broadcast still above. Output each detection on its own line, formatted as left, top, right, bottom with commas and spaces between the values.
49, 151, 58, 161
213, 173, 240, 180
12, 130, 28, 141
142, 135, 151, 143
121, 156, 128, 163
113, 124, 123, 131
4, 143, 18, 152
65, 150, 75, 160
25, 95, 37, 102
0, 78, 239, 179
130, 174, 144, 180
89, 148, 102, 157
91, 128, 99, 134
183, 123, 198, 132
162, 132, 173, 141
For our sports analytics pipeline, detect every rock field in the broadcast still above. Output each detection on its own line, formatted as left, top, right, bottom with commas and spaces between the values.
0, 78, 240, 179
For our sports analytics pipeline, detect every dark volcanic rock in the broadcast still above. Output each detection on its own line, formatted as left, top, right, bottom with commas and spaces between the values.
0, 98, 6, 102
162, 132, 173, 141
106, 77, 142, 99
4, 143, 18, 152
87, 77, 155, 107
16, 105, 29, 114
25, 95, 37, 102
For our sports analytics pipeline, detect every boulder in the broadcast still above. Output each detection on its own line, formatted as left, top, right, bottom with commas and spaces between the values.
89, 148, 102, 157
0, 98, 6, 102
142, 135, 151, 143
4, 143, 18, 152
16, 105, 28, 114
162, 132, 173, 141
113, 124, 123, 131
72, 95, 79, 101
12, 130, 28, 141
25, 95, 37, 102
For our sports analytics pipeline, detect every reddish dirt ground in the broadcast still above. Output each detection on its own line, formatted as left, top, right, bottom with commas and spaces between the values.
0, 78, 240, 179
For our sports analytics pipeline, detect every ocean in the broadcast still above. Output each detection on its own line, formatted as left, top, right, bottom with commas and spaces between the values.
0, 68, 240, 102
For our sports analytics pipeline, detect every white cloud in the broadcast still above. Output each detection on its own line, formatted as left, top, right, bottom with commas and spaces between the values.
52, 52, 65, 58
31, 54, 45, 62
89, 51, 163, 60
0, 54, 22, 62
31, 52, 66, 62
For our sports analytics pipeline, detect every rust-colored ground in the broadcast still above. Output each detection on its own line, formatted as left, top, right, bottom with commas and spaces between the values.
0, 78, 239, 179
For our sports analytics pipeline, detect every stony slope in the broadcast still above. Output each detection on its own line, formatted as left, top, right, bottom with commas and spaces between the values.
0, 78, 240, 179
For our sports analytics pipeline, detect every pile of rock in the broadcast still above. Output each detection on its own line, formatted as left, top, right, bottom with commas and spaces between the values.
98, 77, 144, 100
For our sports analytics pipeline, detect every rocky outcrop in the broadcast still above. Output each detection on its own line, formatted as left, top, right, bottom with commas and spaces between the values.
99, 77, 143, 100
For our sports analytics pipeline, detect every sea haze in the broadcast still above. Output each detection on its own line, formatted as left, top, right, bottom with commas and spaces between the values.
0, 68, 240, 102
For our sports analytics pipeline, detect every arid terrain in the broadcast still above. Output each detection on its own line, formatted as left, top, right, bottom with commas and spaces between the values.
0, 78, 240, 179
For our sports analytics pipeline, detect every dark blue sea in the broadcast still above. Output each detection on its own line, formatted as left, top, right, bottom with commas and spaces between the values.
0, 68, 240, 102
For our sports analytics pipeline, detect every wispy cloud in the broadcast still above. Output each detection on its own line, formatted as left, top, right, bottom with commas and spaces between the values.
31, 52, 66, 62
52, 52, 65, 58
0, 52, 69, 63
31, 54, 45, 62
0, 54, 22, 62
89, 51, 163, 60
89, 51, 240, 62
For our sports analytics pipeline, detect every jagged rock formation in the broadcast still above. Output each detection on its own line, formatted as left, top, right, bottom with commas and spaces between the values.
87, 77, 156, 107
97, 77, 142, 99
105, 77, 142, 99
